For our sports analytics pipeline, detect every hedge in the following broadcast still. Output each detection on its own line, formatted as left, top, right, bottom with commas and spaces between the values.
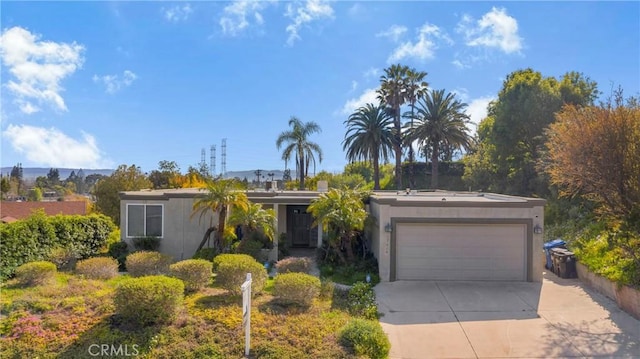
0, 210, 116, 280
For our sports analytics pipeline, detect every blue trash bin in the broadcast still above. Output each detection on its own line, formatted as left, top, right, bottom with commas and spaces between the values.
543, 239, 566, 270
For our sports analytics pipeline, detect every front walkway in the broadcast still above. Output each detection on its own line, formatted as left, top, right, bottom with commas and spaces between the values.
375, 272, 639, 359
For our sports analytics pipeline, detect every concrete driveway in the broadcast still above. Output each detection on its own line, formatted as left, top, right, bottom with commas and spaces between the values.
375, 273, 639, 358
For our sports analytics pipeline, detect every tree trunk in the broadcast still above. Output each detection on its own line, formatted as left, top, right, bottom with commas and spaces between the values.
431, 142, 440, 189
344, 235, 355, 262
195, 226, 216, 253
394, 106, 403, 190
408, 102, 415, 188
373, 155, 380, 190
299, 152, 305, 190
216, 206, 227, 250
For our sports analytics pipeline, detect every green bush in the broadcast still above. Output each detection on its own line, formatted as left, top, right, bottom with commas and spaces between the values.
254, 342, 305, 359
348, 282, 379, 320
275, 257, 312, 274
114, 275, 184, 326
212, 253, 254, 271
14, 261, 57, 286
233, 239, 266, 262
319, 279, 335, 300
339, 319, 390, 359
125, 251, 173, 277
193, 248, 218, 262
75, 257, 119, 280
170, 259, 213, 292
132, 236, 161, 251
108, 241, 129, 271
46, 246, 79, 271
0, 211, 115, 280
215, 254, 267, 295
274, 273, 320, 306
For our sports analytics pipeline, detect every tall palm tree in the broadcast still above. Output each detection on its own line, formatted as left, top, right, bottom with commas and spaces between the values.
228, 202, 276, 243
343, 103, 394, 190
404, 68, 429, 188
406, 89, 472, 189
276, 116, 323, 190
377, 64, 410, 190
191, 178, 249, 252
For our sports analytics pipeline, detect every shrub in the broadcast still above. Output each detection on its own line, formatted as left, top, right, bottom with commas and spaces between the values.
348, 282, 379, 320
170, 259, 213, 292
108, 241, 129, 271
319, 279, 335, 300
132, 236, 161, 251
274, 273, 320, 306
76, 257, 119, 280
14, 261, 57, 286
125, 251, 172, 277
275, 257, 312, 274
46, 246, 79, 271
193, 248, 218, 262
114, 275, 184, 326
212, 253, 254, 271
215, 254, 267, 295
233, 239, 266, 262
339, 319, 390, 359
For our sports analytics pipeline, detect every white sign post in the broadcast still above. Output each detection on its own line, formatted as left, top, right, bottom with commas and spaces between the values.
240, 273, 252, 357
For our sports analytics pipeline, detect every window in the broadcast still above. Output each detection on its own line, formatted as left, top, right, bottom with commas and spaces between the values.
126, 204, 163, 238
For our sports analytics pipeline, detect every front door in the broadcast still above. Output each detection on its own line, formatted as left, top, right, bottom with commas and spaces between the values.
289, 206, 312, 247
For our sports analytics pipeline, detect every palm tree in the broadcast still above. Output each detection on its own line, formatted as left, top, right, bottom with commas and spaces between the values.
343, 103, 395, 190
276, 116, 323, 190
377, 64, 410, 190
307, 188, 369, 263
191, 178, 249, 252
228, 202, 276, 243
404, 68, 429, 188
406, 89, 472, 189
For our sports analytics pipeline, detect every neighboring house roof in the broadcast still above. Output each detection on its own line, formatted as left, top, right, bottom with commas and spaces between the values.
0, 201, 87, 221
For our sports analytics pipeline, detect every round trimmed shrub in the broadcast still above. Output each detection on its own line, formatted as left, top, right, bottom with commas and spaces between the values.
339, 318, 390, 359
47, 246, 79, 271
215, 254, 267, 295
114, 275, 184, 326
275, 257, 312, 274
212, 253, 254, 271
76, 257, 119, 280
14, 261, 57, 286
169, 259, 213, 292
274, 272, 321, 306
125, 251, 172, 277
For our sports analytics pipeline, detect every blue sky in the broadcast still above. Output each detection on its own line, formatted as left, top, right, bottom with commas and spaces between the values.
1, 1, 638, 174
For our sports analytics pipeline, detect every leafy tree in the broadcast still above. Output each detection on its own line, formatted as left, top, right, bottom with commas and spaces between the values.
93, 165, 152, 224
228, 202, 276, 243
543, 89, 639, 220
463, 69, 598, 196
10, 163, 23, 195
306, 171, 368, 191
276, 116, 323, 190
307, 188, 369, 263
0, 176, 10, 199
377, 64, 410, 189
191, 179, 249, 253
148, 160, 182, 189
405, 89, 472, 189
27, 187, 43, 201
404, 68, 429, 187
343, 103, 395, 190
47, 168, 60, 185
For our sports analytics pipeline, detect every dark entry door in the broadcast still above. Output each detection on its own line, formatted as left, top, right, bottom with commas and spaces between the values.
289, 206, 312, 247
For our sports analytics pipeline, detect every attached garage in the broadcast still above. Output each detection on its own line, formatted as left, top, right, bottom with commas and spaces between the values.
395, 222, 527, 281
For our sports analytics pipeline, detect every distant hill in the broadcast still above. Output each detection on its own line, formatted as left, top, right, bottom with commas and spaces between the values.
0, 167, 114, 180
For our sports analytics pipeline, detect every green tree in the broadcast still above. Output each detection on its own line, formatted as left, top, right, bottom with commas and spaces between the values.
93, 165, 152, 224
463, 69, 598, 196
47, 168, 60, 185
0, 176, 10, 199
406, 89, 472, 189
404, 68, 429, 187
191, 179, 249, 252
27, 187, 43, 201
148, 160, 182, 189
344, 162, 373, 183
377, 64, 410, 189
10, 163, 23, 196
228, 202, 276, 243
276, 116, 323, 190
307, 188, 369, 263
343, 103, 395, 190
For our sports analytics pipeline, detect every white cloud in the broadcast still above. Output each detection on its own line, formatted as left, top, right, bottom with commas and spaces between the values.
363, 67, 380, 79
452, 59, 470, 69
2, 124, 112, 168
457, 7, 522, 54
350, 80, 358, 92
163, 3, 192, 22
93, 70, 137, 94
285, 0, 334, 46
341, 87, 379, 115
387, 23, 453, 63
219, 0, 273, 36
466, 96, 495, 134
348, 3, 363, 18
376, 25, 407, 42
0, 26, 85, 114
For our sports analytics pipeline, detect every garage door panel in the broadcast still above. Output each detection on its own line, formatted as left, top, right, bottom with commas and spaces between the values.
396, 223, 526, 281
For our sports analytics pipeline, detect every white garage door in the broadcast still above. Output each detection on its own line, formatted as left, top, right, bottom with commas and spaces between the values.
396, 223, 527, 281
